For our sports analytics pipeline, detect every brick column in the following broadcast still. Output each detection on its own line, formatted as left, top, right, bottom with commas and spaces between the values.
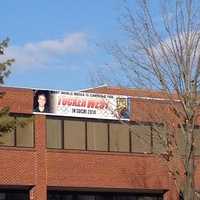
30, 115, 47, 200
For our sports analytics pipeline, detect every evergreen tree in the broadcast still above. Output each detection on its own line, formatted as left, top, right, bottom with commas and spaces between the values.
0, 38, 16, 135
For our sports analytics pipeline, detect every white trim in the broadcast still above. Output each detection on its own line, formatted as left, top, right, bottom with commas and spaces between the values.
2, 84, 180, 102
79, 84, 108, 92
131, 96, 181, 102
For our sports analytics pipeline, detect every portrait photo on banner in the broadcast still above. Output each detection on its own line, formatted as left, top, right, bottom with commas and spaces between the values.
33, 90, 51, 113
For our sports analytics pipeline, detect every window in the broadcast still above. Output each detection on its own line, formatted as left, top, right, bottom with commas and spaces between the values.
47, 117, 166, 154
0, 115, 34, 148
47, 118, 62, 148
177, 128, 187, 156
152, 125, 167, 154
64, 120, 85, 150
16, 116, 34, 147
110, 123, 130, 152
87, 122, 108, 151
0, 130, 15, 146
176, 126, 200, 156
0, 190, 29, 200
47, 191, 163, 200
131, 124, 151, 153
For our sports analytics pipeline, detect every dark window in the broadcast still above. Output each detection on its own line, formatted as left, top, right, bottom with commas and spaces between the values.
0, 190, 29, 200
48, 191, 163, 200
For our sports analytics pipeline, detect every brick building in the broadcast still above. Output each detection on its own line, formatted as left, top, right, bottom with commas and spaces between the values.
0, 86, 199, 200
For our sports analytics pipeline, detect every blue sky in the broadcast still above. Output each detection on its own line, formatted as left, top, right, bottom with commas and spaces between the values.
0, 0, 127, 91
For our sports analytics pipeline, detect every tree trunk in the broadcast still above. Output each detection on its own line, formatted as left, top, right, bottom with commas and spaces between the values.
183, 123, 195, 200
184, 158, 195, 199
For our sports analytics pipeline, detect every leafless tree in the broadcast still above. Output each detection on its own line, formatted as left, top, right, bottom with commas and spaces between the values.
96, 0, 200, 199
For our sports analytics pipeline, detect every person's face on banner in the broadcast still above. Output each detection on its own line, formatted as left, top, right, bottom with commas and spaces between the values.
38, 94, 46, 107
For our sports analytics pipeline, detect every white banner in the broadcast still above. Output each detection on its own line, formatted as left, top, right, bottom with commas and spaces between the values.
33, 90, 131, 120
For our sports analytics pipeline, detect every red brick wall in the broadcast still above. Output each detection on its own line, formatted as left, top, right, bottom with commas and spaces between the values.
0, 87, 33, 114
0, 87, 35, 188
47, 151, 168, 190
0, 148, 35, 185
0, 86, 199, 200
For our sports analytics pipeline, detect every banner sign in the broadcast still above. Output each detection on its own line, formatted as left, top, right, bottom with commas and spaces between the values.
33, 89, 131, 120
